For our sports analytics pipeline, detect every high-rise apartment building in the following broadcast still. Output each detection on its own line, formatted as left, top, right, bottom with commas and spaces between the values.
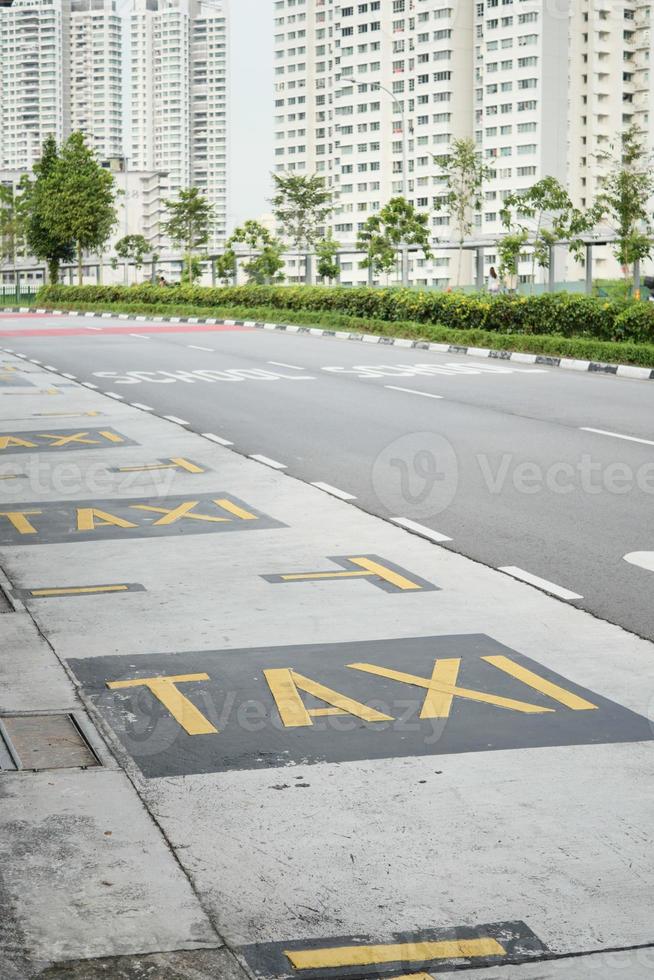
0, 0, 122, 169
130, 0, 228, 247
273, 0, 652, 287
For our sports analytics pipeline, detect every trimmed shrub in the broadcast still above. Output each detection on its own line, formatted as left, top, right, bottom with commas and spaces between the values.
37, 283, 640, 342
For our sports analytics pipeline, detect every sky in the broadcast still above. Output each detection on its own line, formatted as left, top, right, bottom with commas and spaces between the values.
228, 0, 274, 230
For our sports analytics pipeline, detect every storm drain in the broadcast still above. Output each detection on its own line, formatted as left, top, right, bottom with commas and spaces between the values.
0, 713, 101, 771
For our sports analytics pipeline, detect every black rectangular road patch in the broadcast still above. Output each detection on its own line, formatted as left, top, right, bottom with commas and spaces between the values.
0, 492, 285, 545
0, 427, 137, 454
67, 634, 653, 778
240, 920, 547, 979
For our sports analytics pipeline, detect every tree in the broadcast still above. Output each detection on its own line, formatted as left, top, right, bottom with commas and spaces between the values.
357, 197, 431, 280
593, 125, 654, 283
162, 186, 212, 285
434, 138, 492, 285
228, 220, 284, 284
39, 132, 116, 285
0, 184, 26, 270
271, 173, 333, 252
496, 230, 528, 289
316, 233, 340, 283
214, 248, 238, 285
20, 136, 74, 284
115, 234, 151, 282
500, 177, 591, 289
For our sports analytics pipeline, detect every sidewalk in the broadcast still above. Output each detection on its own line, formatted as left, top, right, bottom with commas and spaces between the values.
0, 350, 653, 978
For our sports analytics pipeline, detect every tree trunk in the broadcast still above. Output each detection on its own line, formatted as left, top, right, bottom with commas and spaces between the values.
77, 241, 83, 286
48, 257, 59, 285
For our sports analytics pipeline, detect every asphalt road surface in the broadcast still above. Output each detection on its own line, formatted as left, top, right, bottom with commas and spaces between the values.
2, 312, 653, 640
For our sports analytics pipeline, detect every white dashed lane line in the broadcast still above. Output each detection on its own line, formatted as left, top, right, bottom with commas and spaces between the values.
202, 432, 233, 446
311, 481, 356, 501
391, 517, 452, 543
163, 415, 190, 426
104, 392, 124, 400
131, 402, 154, 411
188, 345, 215, 352
268, 361, 305, 371
81, 382, 99, 389
580, 427, 654, 448
499, 566, 583, 601
385, 386, 443, 400
249, 454, 287, 470
130, 334, 151, 340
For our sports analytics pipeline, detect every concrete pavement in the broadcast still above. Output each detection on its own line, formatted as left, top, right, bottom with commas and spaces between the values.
0, 343, 653, 977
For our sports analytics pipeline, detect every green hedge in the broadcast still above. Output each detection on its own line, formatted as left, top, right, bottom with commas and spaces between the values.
37, 282, 652, 342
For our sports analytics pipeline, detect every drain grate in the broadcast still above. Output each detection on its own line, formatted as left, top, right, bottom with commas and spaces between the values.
0, 713, 101, 771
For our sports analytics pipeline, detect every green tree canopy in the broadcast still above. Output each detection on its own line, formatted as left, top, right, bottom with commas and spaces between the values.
228, 220, 284, 284
162, 186, 212, 284
434, 138, 492, 284
357, 197, 431, 278
20, 136, 75, 284
316, 233, 340, 282
38, 132, 116, 285
115, 234, 151, 271
593, 125, 654, 281
271, 172, 333, 251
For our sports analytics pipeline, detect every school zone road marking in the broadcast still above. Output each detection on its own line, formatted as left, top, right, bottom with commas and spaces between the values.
90, 362, 548, 386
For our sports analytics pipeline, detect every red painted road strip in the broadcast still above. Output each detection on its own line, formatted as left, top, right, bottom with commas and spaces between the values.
0, 322, 254, 337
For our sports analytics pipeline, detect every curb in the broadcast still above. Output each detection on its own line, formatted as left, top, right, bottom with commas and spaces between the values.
2, 306, 653, 382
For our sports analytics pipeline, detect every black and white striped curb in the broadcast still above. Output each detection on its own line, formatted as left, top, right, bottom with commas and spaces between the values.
3, 305, 653, 381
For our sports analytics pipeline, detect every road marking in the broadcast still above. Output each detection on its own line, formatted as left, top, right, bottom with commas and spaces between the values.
0, 428, 132, 453
391, 517, 452, 543
104, 392, 124, 400
268, 361, 304, 370
264, 555, 437, 593
311, 481, 356, 500
44, 365, 57, 371
81, 382, 99, 389
284, 937, 505, 970
130, 402, 154, 411
580, 427, 654, 447
264, 668, 394, 727
85, 325, 102, 330
202, 432, 233, 445
163, 415, 190, 425
188, 344, 215, 352
249, 454, 287, 470
499, 566, 583, 601
29, 359, 42, 365
385, 385, 443, 399
113, 457, 205, 475
61, 372, 76, 379
130, 334, 150, 339
624, 552, 654, 572
1, 388, 61, 396
107, 674, 218, 735
0, 474, 24, 481
33, 410, 102, 418
26, 583, 144, 598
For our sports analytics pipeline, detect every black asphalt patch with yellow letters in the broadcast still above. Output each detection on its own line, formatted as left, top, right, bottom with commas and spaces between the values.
0, 427, 137, 454
67, 634, 653, 778
0, 492, 285, 545
239, 920, 547, 979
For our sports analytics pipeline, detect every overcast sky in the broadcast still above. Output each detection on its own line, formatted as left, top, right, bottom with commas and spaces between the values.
229, 0, 274, 230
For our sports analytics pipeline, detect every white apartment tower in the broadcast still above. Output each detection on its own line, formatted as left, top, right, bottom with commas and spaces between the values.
130, 0, 228, 247
274, 0, 654, 288
0, 0, 122, 169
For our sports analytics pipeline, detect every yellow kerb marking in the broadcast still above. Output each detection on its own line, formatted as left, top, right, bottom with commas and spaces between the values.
118, 459, 205, 474
106, 673, 217, 735
280, 571, 371, 581
130, 500, 229, 525
0, 510, 42, 534
349, 556, 423, 590
388, 975, 432, 980
264, 668, 393, 728
170, 457, 204, 473
31, 585, 130, 597
285, 937, 505, 969
483, 655, 598, 711
0, 474, 20, 481
77, 508, 138, 531
348, 661, 553, 717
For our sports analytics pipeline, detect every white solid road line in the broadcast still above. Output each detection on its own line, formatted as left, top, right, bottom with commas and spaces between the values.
385, 385, 444, 399
104, 392, 124, 400
130, 333, 150, 340
163, 415, 190, 425
311, 481, 356, 501
391, 517, 452, 543
268, 361, 305, 371
130, 402, 154, 411
188, 345, 215, 352
624, 552, 654, 572
249, 454, 287, 470
580, 427, 654, 447
202, 432, 234, 446
499, 566, 583, 601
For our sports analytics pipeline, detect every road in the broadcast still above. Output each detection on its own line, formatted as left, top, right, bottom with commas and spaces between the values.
1, 311, 653, 639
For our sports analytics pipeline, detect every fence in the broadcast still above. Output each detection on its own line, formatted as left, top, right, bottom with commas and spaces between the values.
0, 284, 39, 305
